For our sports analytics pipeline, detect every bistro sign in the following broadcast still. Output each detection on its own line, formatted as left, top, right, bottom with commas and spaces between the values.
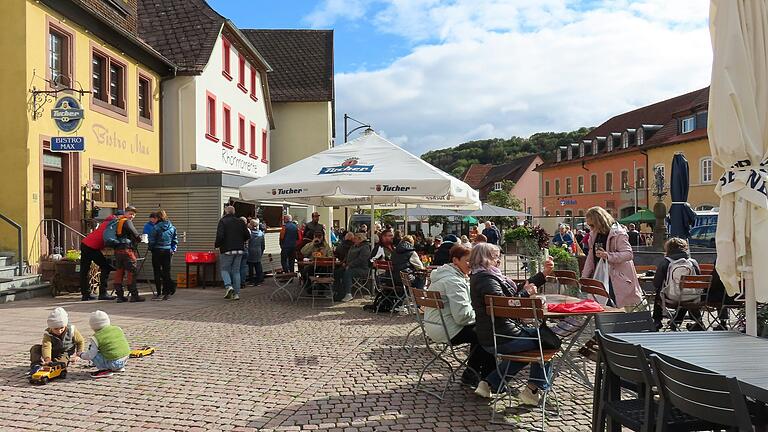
51, 96, 84, 133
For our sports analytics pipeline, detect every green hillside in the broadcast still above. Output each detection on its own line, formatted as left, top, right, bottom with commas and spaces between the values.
421, 127, 594, 177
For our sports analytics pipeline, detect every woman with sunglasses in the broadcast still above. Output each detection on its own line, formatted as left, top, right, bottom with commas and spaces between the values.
469, 242, 555, 405
581, 206, 643, 310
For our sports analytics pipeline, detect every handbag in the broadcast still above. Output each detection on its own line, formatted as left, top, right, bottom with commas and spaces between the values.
592, 258, 611, 305
538, 323, 562, 350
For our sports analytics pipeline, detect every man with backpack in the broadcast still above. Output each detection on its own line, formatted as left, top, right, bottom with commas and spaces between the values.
652, 237, 703, 331
79, 213, 120, 301
104, 206, 144, 303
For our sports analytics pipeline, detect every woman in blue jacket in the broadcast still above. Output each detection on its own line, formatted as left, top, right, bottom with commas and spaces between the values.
148, 210, 178, 300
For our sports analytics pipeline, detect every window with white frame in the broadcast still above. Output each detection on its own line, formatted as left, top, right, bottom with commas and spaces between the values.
577, 176, 584, 193
493, 181, 503, 191
621, 170, 629, 190
681, 116, 695, 134
701, 157, 713, 183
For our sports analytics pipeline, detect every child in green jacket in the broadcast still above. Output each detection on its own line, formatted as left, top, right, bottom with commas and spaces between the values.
80, 310, 131, 378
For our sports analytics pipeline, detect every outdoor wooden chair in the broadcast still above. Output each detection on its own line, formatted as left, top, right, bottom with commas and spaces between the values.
579, 278, 610, 303
556, 276, 581, 297
485, 295, 560, 430
698, 263, 714, 275
661, 274, 711, 331
267, 253, 298, 301
372, 260, 406, 314
400, 271, 421, 354
410, 287, 480, 400
297, 257, 336, 308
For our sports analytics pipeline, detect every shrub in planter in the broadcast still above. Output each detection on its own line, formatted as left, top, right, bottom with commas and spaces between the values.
547, 246, 579, 276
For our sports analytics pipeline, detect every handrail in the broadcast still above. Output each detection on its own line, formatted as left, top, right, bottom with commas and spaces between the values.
30, 219, 86, 269
0, 213, 23, 276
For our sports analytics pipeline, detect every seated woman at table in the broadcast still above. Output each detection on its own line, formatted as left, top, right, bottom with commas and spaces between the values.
581, 206, 643, 310
392, 235, 425, 289
300, 232, 333, 291
652, 237, 704, 331
424, 244, 495, 386
469, 242, 555, 404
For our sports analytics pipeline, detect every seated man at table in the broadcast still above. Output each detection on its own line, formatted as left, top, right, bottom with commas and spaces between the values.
300, 232, 333, 292
334, 232, 355, 264
339, 233, 372, 301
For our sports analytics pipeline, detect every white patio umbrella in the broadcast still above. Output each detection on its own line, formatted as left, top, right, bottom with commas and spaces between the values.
708, 0, 768, 335
240, 130, 481, 234
386, 207, 462, 217
460, 204, 530, 218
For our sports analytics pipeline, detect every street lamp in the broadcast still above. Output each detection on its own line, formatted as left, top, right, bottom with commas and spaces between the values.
343, 114, 372, 143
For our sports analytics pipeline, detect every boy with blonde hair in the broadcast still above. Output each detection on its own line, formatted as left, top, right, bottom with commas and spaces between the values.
29, 307, 85, 375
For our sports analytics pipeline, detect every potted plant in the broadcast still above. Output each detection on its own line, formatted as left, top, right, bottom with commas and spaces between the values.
503, 225, 551, 273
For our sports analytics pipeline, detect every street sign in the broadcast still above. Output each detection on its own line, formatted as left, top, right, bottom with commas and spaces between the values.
51, 136, 85, 152
560, 199, 577, 206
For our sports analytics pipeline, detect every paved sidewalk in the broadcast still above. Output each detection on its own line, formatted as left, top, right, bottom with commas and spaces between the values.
0, 284, 596, 431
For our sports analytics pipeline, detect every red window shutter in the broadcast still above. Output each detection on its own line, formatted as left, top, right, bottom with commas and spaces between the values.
238, 115, 246, 154
261, 129, 268, 162
249, 122, 257, 157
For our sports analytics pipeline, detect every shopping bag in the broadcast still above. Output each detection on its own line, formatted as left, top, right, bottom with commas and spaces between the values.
592, 258, 611, 305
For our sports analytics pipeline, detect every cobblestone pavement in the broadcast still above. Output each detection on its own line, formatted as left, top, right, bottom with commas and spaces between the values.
0, 283, 597, 431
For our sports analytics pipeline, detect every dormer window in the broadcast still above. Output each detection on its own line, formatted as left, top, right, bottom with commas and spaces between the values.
681, 116, 695, 134
622, 129, 634, 148
493, 181, 503, 191
579, 142, 585, 158
637, 127, 644, 145
567, 145, 573, 160
607, 135, 615, 152
593, 138, 603, 155
557, 146, 566, 162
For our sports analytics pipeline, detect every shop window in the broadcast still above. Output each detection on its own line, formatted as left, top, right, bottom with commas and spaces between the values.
91, 49, 126, 115
250, 69, 258, 101
238, 114, 246, 155
138, 75, 151, 124
249, 122, 257, 159
205, 93, 217, 141
238, 55, 247, 93
93, 169, 119, 208
577, 176, 584, 194
261, 129, 268, 163
222, 37, 232, 80
605, 172, 613, 192
590, 174, 598, 192
48, 26, 72, 87
223, 105, 232, 148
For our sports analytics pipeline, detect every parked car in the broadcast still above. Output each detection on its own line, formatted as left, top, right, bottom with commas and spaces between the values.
694, 210, 718, 228
689, 224, 716, 248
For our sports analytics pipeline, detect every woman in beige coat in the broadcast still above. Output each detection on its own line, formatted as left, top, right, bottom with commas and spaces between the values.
581, 206, 643, 309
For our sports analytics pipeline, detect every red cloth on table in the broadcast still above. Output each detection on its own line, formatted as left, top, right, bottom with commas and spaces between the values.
546, 299, 604, 313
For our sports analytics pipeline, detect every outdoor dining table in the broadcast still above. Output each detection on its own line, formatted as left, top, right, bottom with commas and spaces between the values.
608, 331, 768, 403
540, 294, 624, 389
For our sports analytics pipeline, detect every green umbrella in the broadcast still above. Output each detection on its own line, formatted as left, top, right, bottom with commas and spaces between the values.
619, 209, 656, 225
462, 215, 478, 224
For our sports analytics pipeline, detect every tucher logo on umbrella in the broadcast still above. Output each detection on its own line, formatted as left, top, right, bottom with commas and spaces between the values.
318, 157, 374, 175
375, 184, 412, 192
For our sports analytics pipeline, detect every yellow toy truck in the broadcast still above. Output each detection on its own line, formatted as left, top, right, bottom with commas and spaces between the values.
29, 362, 67, 385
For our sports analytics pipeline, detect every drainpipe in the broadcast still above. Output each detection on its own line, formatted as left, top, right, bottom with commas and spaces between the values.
177, 79, 194, 172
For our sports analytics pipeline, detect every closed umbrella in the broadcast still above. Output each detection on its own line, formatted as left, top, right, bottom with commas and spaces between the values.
708, 0, 768, 335
668, 154, 697, 238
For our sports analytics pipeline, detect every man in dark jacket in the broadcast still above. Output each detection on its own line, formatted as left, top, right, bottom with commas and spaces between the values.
303, 211, 325, 239
215, 206, 250, 300
481, 222, 499, 245
391, 236, 425, 288
334, 232, 355, 264
148, 209, 178, 300
279, 214, 299, 272
340, 233, 372, 301
432, 234, 458, 266
113, 206, 144, 303
627, 224, 641, 247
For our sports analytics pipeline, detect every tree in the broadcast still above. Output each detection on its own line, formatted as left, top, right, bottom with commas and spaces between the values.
486, 180, 524, 231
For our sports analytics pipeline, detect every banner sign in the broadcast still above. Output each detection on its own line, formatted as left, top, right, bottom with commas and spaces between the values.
51, 136, 85, 152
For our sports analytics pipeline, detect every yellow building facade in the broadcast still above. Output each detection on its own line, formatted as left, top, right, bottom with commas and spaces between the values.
0, 0, 173, 261
647, 137, 721, 211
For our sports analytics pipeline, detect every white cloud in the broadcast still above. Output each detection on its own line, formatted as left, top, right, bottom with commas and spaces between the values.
328, 0, 712, 155
304, 0, 371, 28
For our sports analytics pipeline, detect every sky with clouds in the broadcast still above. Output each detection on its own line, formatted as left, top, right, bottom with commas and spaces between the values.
211, 0, 713, 156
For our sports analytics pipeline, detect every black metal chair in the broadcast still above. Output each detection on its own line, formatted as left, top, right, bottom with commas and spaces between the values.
649, 353, 755, 432
595, 311, 655, 334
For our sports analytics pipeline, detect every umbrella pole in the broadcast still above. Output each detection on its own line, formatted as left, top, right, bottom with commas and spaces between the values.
404, 204, 408, 235
742, 259, 757, 336
370, 196, 375, 242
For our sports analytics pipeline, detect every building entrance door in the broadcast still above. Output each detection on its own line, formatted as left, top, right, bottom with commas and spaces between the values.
43, 169, 64, 221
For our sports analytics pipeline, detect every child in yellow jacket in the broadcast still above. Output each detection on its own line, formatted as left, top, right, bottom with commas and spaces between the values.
29, 307, 85, 375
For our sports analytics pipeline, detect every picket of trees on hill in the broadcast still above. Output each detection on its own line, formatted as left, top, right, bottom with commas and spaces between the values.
421, 127, 593, 178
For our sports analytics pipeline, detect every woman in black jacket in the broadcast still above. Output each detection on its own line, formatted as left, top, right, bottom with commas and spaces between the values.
469, 243, 555, 404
